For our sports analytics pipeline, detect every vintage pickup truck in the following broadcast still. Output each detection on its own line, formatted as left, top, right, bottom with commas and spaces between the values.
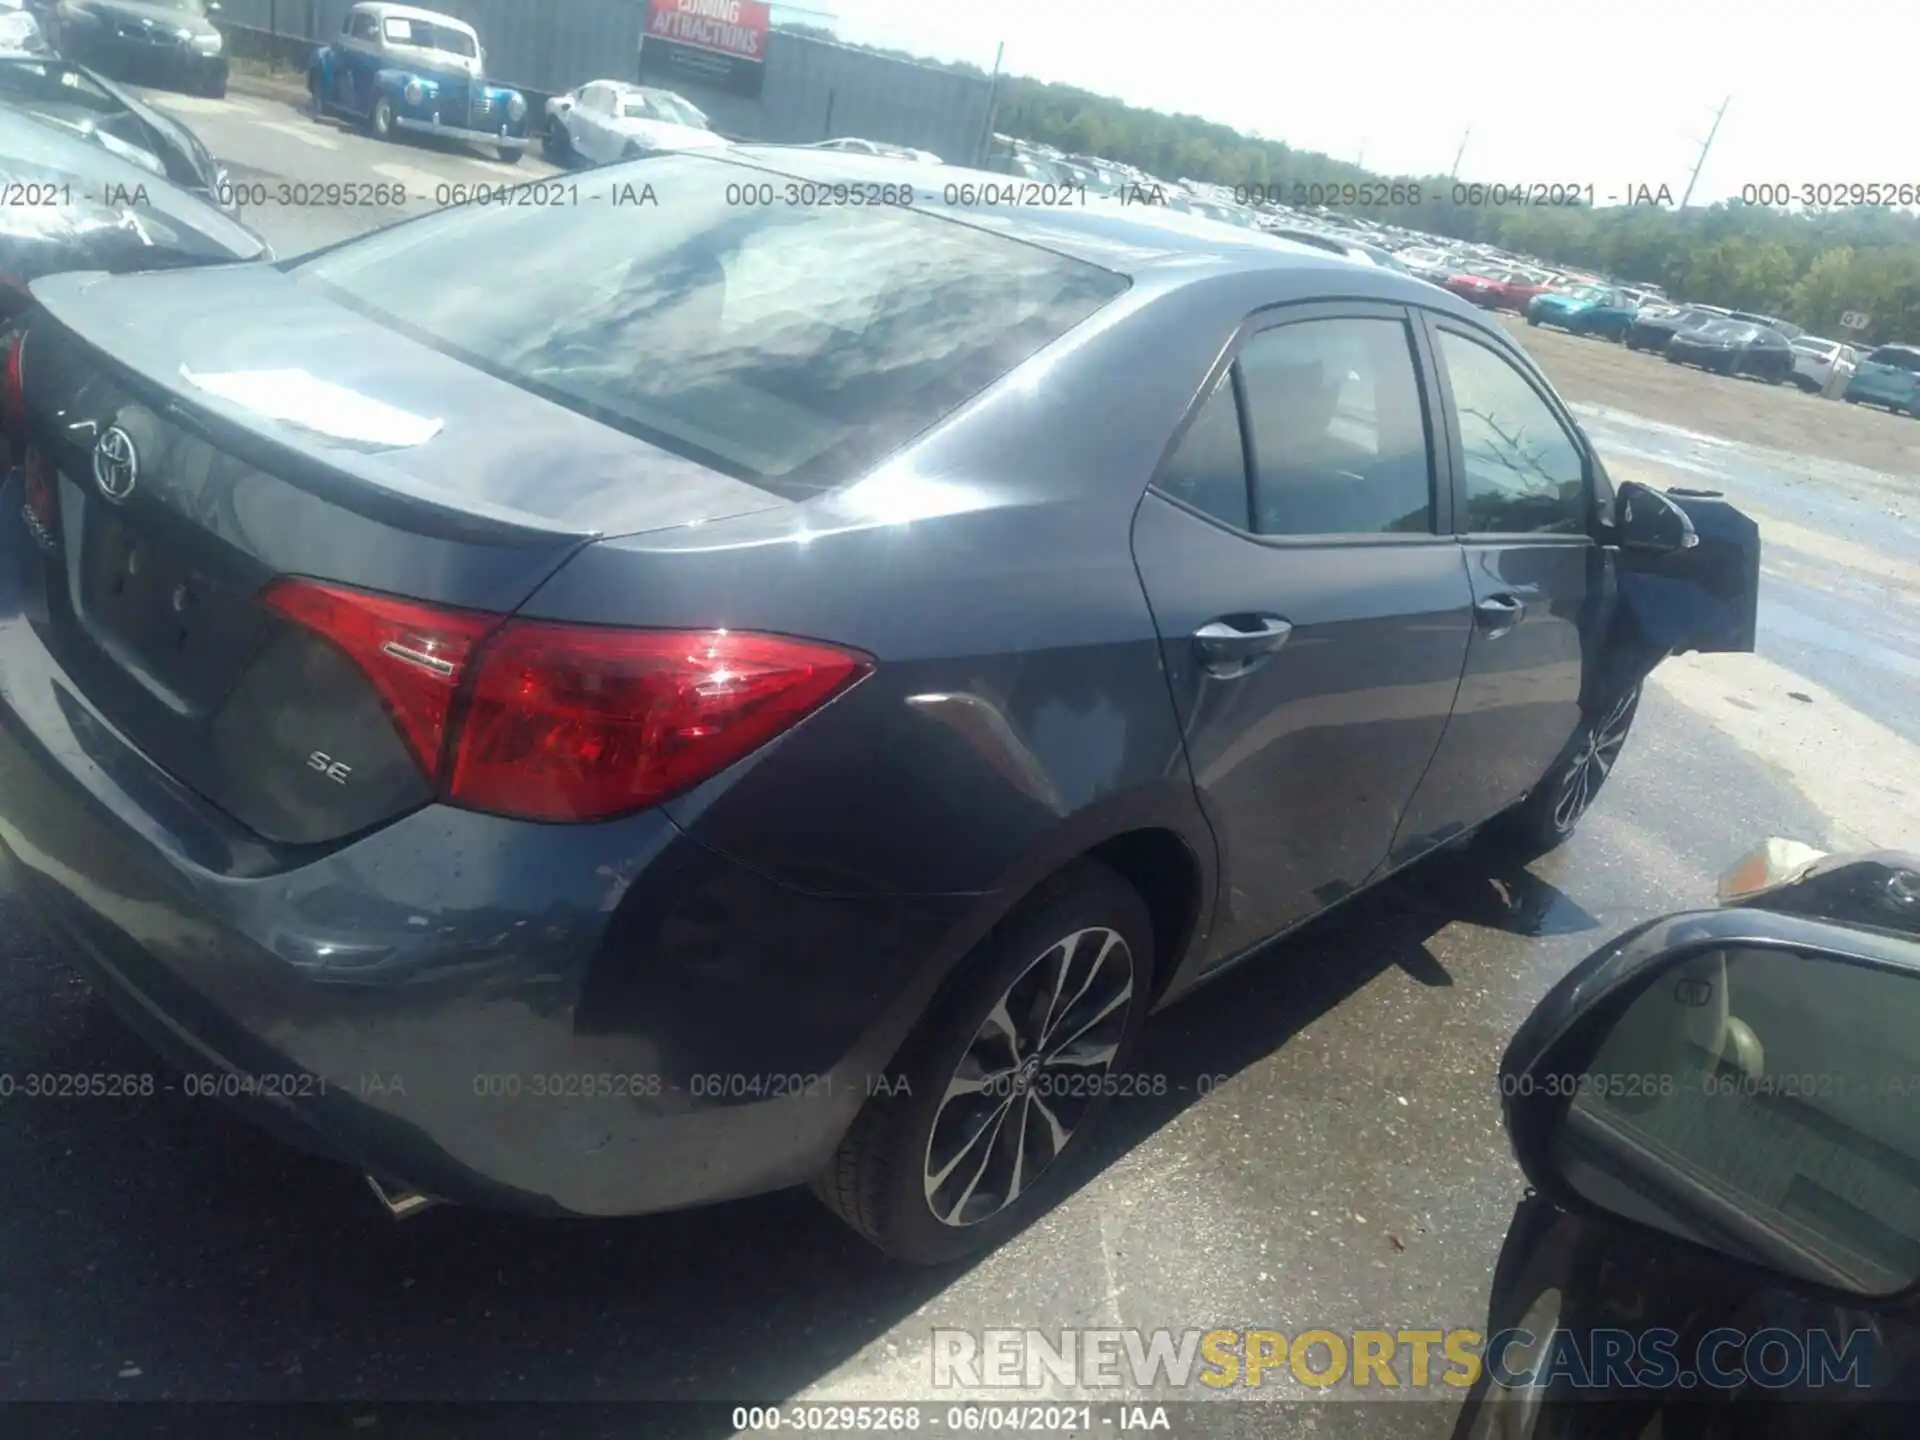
307, 1, 529, 164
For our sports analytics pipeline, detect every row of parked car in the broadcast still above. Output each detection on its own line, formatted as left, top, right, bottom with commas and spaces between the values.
1541, 290, 1920, 412
1373, 240, 1920, 414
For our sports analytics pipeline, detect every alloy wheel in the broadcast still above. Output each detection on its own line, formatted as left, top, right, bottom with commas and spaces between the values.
1553, 689, 1637, 834
922, 926, 1134, 1228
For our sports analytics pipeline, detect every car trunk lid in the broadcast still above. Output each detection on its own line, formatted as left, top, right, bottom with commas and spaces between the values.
14, 268, 786, 846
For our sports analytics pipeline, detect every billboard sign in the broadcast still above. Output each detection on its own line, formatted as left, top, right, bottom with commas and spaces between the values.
640, 0, 771, 98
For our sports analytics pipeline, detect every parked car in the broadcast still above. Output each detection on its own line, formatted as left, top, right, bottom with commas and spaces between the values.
47, 0, 225, 98
1443, 263, 1550, 312
1727, 308, 1803, 341
0, 94, 259, 330
1844, 344, 1920, 415
0, 90, 263, 481
0, 49, 234, 212
1788, 335, 1858, 393
0, 0, 48, 55
0, 148, 1757, 1264
812, 137, 942, 164
544, 80, 722, 166
1666, 319, 1797, 381
308, 2, 528, 164
1262, 226, 1415, 275
1624, 305, 1724, 353
1525, 284, 1641, 339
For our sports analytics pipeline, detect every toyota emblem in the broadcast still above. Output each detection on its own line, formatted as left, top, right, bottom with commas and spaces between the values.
92, 426, 139, 503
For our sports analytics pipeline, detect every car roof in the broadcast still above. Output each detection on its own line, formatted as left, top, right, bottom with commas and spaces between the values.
351, 2, 476, 34
724, 148, 1459, 298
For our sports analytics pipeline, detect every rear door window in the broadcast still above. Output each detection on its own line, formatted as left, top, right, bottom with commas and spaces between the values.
1155, 373, 1250, 529
1238, 317, 1435, 537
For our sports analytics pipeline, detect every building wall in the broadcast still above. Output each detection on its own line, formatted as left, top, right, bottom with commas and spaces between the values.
223, 0, 997, 164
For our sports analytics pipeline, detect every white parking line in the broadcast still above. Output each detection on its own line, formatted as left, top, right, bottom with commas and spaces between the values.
467, 157, 540, 179
372, 162, 456, 200
147, 95, 262, 118
254, 120, 340, 151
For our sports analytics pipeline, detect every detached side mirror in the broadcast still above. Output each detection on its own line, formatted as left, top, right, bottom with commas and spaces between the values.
1501, 908, 1920, 1301
1615, 479, 1698, 554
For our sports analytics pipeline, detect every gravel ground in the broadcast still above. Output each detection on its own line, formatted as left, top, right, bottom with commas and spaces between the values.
1498, 313, 1920, 485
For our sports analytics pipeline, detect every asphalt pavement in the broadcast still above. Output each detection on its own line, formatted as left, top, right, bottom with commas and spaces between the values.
0, 77, 1916, 1436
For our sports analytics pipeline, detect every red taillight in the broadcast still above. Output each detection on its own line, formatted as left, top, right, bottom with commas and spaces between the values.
448, 622, 871, 822
3, 330, 26, 433
262, 579, 872, 823
261, 580, 499, 777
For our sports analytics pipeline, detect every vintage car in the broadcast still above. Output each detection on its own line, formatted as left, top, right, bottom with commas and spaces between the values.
307, 2, 528, 164
542, 79, 724, 166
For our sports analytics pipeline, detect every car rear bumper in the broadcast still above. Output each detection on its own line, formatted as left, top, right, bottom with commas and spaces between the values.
86, 35, 227, 87
0, 490, 970, 1215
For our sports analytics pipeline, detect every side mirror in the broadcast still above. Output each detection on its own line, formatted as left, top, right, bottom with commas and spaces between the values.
1502, 909, 1920, 1301
1615, 480, 1698, 554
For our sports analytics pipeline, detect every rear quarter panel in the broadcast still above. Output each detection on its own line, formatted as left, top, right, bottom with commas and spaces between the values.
520, 276, 1259, 906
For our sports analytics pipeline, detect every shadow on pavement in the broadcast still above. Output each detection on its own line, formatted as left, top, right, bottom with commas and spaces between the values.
0, 843, 1579, 1409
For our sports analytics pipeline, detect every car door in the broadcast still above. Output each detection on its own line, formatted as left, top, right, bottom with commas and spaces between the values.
1594, 290, 1635, 337
1130, 302, 1475, 967
572, 84, 617, 163
336, 8, 380, 116
1389, 314, 1603, 855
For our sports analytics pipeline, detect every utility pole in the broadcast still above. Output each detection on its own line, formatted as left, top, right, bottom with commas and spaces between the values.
1356, 137, 1367, 170
1449, 129, 1470, 180
974, 39, 1005, 169
1680, 96, 1731, 209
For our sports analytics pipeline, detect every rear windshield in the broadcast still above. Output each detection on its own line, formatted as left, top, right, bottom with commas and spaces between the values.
292, 157, 1127, 493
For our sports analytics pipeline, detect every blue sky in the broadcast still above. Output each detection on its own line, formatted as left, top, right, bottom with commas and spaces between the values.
785, 0, 1907, 208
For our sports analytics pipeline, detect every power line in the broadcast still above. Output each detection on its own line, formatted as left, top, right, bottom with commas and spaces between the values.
1680, 96, 1731, 209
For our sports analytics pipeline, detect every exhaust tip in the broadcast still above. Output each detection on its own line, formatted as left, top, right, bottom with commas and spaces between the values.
364, 1172, 438, 1220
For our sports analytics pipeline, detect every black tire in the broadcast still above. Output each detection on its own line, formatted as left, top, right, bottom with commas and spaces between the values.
814, 860, 1155, 1265
308, 82, 326, 121
1490, 684, 1642, 860
368, 94, 394, 140
543, 120, 572, 164
1526, 314, 1540, 327
497, 145, 524, 165
198, 72, 226, 100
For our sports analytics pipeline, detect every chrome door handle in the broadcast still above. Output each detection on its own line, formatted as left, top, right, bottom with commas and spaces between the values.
1194, 615, 1293, 677
1474, 594, 1527, 635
